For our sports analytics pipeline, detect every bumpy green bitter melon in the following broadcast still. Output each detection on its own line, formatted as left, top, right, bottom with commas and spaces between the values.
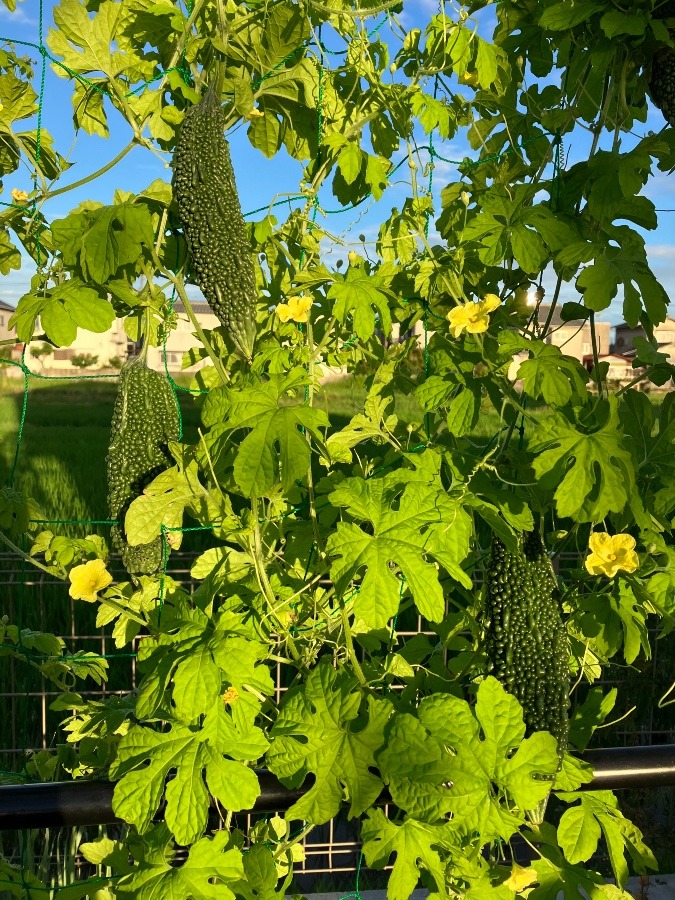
107, 355, 180, 578
482, 530, 569, 754
172, 84, 257, 359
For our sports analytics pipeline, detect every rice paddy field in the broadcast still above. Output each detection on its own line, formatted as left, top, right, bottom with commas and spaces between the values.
0, 371, 525, 535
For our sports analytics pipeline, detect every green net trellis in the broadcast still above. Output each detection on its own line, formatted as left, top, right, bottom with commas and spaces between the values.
0, 0, 569, 721
0, 1, 569, 893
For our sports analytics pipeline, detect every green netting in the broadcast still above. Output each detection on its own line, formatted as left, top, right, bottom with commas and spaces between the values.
0, 2, 570, 894
0, 0, 569, 680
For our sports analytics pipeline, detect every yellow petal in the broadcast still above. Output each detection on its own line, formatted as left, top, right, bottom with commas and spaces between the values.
287, 295, 313, 323
611, 533, 636, 553
447, 304, 472, 337
588, 531, 613, 558
584, 552, 607, 576
276, 303, 292, 323
465, 312, 490, 334
69, 559, 112, 602
11, 188, 29, 203
505, 864, 537, 892
480, 293, 501, 313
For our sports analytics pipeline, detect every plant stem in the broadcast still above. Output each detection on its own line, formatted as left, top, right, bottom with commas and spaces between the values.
251, 498, 302, 663
169, 272, 230, 385
45, 140, 136, 201
338, 593, 367, 686
0, 531, 61, 578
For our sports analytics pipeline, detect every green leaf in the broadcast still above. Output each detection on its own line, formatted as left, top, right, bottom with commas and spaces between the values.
378, 678, 559, 843
553, 793, 657, 888
51, 203, 155, 284
539, 0, 602, 29
529, 398, 636, 522
600, 11, 647, 38
327, 472, 472, 629
266, 662, 392, 824
0, 226, 21, 275
529, 851, 614, 899
125, 455, 212, 547
361, 808, 450, 900
116, 829, 243, 900
202, 372, 329, 498
48, 0, 139, 79
557, 804, 602, 864
72, 80, 109, 136
9, 279, 115, 346
338, 142, 364, 185
510, 223, 548, 273
516, 343, 589, 407
328, 268, 393, 342
111, 701, 265, 844
0, 69, 37, 124
446, 388, 479, 436
568, 687, 617, 751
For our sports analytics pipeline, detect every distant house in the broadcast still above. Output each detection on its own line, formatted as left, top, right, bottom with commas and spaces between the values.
22, 300, 219, 376
0, 298, 20, 352
582, 352, 639, 388
29, 316, 129, 372
144, 300, 220, 374
0, 300, 23, 366
612, 316, 675, 363
538, 304, 611, 358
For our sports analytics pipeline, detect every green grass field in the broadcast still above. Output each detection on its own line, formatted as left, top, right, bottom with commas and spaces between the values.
0, 372, 514, 536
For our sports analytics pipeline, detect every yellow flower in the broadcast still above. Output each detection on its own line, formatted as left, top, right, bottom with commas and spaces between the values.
447, 293, 501, 338
459, 70, 480, 88
276, 295, 313, 324
11, 188, 29, 203
68, 559, 113, 602
222, 686, 240, 705
504, 864, 537, 892
585, 532, 639, 578
460, 190, 471, 206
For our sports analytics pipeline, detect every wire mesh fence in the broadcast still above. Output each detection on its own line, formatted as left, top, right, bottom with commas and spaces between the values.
1, 549, 674, 891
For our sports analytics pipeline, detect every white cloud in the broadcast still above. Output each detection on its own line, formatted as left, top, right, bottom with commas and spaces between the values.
646, 244, 675, 260
0, 3, 37, 26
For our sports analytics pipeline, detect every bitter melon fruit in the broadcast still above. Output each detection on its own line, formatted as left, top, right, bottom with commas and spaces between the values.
482, 530, 569, 754
172, 84, 257, 359
649, 48, 675, 127
107, 354, 180, 578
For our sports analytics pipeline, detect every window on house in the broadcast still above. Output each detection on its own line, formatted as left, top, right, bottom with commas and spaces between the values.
658, 330, 674, 342
0, 315, 4, 327
583, 342, 591, 354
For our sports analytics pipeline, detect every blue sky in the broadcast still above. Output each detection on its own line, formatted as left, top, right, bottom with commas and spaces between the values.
1, 0, 674, 327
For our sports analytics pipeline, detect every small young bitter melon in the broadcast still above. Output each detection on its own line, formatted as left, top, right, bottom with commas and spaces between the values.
172, 84, 257, 359
482, 530, 569, 755
107, 354, 180, 578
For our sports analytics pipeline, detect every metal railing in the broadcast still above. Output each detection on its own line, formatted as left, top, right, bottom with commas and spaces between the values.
1, 745, 675, 831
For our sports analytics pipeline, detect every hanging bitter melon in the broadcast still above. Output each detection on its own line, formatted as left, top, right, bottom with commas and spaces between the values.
172, 84, 257, 359
482, 530, 569, 754
107, 354, 180, 578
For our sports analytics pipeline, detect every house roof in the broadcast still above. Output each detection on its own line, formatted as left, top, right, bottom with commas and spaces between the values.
615, 315, 675, 331
172, 300, 213, 317
0, 299, 15, 313
537, 303, 589, 328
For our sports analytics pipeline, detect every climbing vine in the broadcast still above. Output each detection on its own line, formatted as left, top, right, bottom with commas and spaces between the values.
1, 0, 675, 896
